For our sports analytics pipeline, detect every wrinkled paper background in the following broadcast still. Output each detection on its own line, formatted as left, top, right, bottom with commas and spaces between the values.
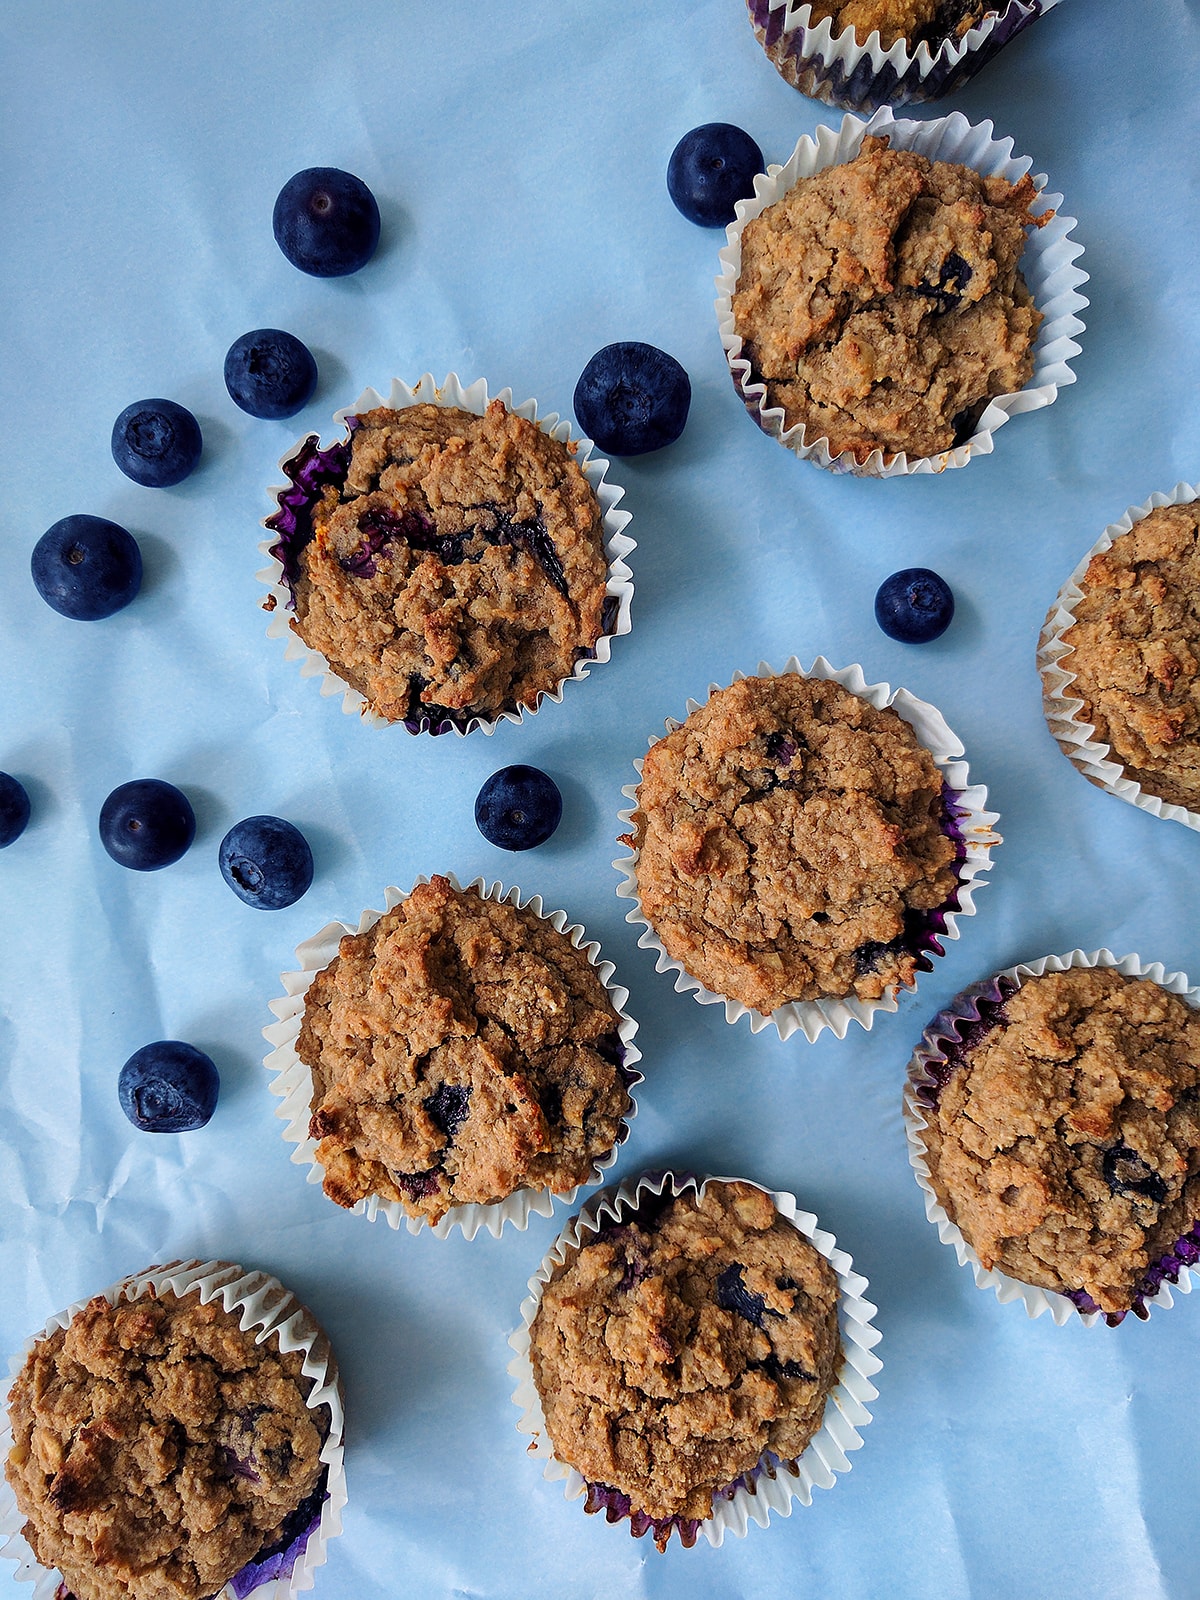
2, 3, 1199, 1596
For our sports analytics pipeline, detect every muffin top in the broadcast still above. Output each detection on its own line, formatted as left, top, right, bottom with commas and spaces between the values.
299, 876, 631, 1221
1059, 501, 1200, 812
629, 673, 960, 1014
923, 967, 1200, 1315
528, 1180, 841, 1529
5, 1288, 327, 1600
731, 135, 1045, 462
804, 0, 996, 50
281, 400, 610, 728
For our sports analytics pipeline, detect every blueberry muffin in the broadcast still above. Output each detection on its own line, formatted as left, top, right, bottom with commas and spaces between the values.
267, 400, 611, 729
527, 1179, 842, 1542
920, 966, 1200, 1317
1057, 501, 1200, 813
731, 134, 1046, 463
628, 673, 961, 1014
299, 876, 632, 1222
5, 1286, 329, 1600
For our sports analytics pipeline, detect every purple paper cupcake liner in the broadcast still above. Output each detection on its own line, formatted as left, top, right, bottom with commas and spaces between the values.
509, 1169, 882, 1549
0, 1260, 346, 1600
746, 0, 1063, 110
905, 950, 1200, 1326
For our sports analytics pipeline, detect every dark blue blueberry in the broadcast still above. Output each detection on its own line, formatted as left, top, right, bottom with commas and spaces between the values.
474, 765, 562, 851
31, 515, 142, 621
874, 568, 955, 643
118, 1040, 219, 1132
0, 774, 31, 847
715, 1263, 767, 1328
111, 399, 202, 487
914, 250, 975, 314
1102, 1143, 1168, 1205
224, 329, 318, 420
574, 341, 691, 457
272, 167, 380, 277
218, 815, 314, 909
763, 1354, 815, 1383
99, 779, 195, 871
667, 122, 763, 228
424, 1082, 471, 1142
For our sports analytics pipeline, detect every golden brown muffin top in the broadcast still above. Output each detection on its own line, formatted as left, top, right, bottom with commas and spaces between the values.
924, 968, 1200, 1314
630, 674, 959, 1013
732, 135, 1045, 462
5, 1289, 326, 1600
1060, 502, 1200, 812
300, 876, 630, 1221
528, 1181, 841, 1529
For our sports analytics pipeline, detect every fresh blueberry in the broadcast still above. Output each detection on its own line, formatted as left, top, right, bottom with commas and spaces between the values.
31, 515, 142, 620
667, 123, 764, 228
218, 815, 314, 909
272, 167, 381, 277
0, 774, 31, 847
99, 779, 195, 870
111, 399, 203, 487
574, 342, 691, 457
118, 1040, 219, 1132
474, 765, 562, 850
874, 568, 955, 643
224, 329, 319, 419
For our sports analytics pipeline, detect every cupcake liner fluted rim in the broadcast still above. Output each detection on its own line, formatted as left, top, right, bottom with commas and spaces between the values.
746, 0, 1065, 110
715, 108, 1087, 478
263, 871, 643, 1241
1037, 482, 1200, 833
507, 1168, 882, 1548
904, 948, 1200, 1326
613, 655, 1000, 1042
256, 372, 636, 735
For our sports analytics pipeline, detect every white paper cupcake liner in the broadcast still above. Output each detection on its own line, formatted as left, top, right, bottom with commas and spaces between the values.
904, 948, 1200, 1326
0, 1259, 346, 1600
614, 657, 1000, 1042
263, 871, 643, 1240
746, 0, 1064, 110
508, 1168, 881, 1548
715, 109, 1087, 477
1037, 483, 1200, 832
256, 373, 636, 735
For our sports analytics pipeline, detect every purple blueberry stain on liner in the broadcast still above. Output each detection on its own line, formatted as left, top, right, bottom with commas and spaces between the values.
228, 1475, 329, 1599
752, 0, 1045, 109
916, 975, 1017, 1108
265, 427, 357, 599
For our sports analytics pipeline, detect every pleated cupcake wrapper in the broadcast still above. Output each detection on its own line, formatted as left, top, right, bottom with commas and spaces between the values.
746, 0, 1063, 110
507, 1169, 882, 1549
904, 948, 1200, 1326
614, 657, 999, 1042
1037, 482, 1200, 833
256, 373, 635, 735
715, 109, 1087, 477
263, 871, 643, 1240
0, 1260, 346, 1600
